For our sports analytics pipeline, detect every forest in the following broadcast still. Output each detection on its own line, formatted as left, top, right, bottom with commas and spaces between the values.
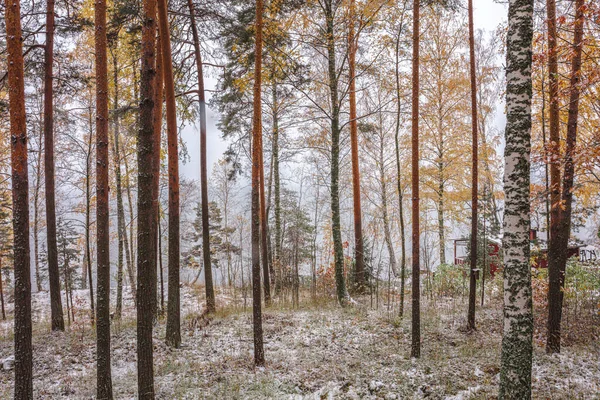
1, 0, 599, 398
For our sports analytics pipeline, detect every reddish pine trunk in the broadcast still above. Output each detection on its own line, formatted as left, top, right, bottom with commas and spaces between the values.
348, 0, 365, 292
95, 0, 113, 396
410, 0, 421, 359
187, 0, 216, 313
157, 0, 181, 348
547, 0, 584, 354
137, 0, 158, 395
44, 0, 65, 332
7, 1, 33, 392
466, 0, 479, 332
252, 0, 266, 367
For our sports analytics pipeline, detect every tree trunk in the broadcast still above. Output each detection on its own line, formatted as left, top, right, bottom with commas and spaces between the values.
151, 28, 163, 320
312, 185, 319, 300
187, 0, 216, 313
85, 120, 95, 324
546, 0, 563, 355
111, 51, 125, 320
158, 0, 181, 348
394, 14, 407, 319
546, 0, 584, 355
251, 0, 266, 367
466, 0, 479, 332
499, 0, 534, 397
0, 257, 4, 320
265, 153, 275, 290
260, 134, 271, 304
379, 121, 397, 281
258, 80, 270, 303
44, 0, 65, 332
33, 128, 44, 293
124, 154, 136, 272
410, 0, 421, 359
137, 0, 158, 395
63, 252, 71, 326
348, 0, 365, 293
437, 171, 446, 265
325, 0, 348, 306
95, 0, 114, 395
273, 81, 282, 295
6, 4, 32, 388
82, 237, 88, 290
158, 204, 165, 314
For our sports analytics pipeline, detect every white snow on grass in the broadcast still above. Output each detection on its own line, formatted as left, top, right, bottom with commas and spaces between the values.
0, 285, 598, 399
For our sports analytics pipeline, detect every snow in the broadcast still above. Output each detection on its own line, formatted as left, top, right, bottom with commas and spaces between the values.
0, 286, 598, 398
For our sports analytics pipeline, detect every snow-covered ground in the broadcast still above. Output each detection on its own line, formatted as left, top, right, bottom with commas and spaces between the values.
0, 286, 598, 399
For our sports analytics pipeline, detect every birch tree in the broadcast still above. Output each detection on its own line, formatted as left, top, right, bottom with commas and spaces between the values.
499, 0, 534, 397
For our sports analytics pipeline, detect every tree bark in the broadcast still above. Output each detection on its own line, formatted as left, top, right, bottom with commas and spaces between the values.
151, 28, 163, 319
467, 0, 479, 332
158, 204, 165, 314
95, 0, 114, 395
44, 0, 65, 332
410, 0, 421, 359
499, 0, 534, 397
348, 0, 365, 293
273, 80, 282, 295
325, 0, 348, 306
252, 0, 266, 367
437, 169, 446, 265
187, 0, 216, 313
33, 128, 44, 293
111, 50, 125, 319
137, 0, 158, 395
394, 13, 407, 319
546, 0, 563, 356
546, 0, 584, 355
85, 116, 95, 324
6, 2, 32, 392
158, 0, 181, 348
259, 131, 271, 304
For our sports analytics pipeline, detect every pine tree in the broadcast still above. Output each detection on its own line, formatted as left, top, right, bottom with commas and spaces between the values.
137, 0, 158, 394
158, 0, 181, 348
466, 0, 479, 332
6, 0, 33, 395
95, 0, 114, 394
57, 218, 81, 325
347, 0, 366, 293
251, 0, 266, 367
410, 0, 421, 359
324, 0, 348, 306
187, 0, 216, 313
44, 0, 65, 332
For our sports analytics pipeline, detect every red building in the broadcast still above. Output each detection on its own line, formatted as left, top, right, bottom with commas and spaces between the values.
453, 237, 501, 277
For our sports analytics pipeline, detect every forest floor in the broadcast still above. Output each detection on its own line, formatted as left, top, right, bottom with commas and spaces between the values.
0, 285, 598, 399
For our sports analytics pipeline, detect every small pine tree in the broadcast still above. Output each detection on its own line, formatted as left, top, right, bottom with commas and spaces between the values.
183, 201, 240, 274
56, 218, 82, 324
